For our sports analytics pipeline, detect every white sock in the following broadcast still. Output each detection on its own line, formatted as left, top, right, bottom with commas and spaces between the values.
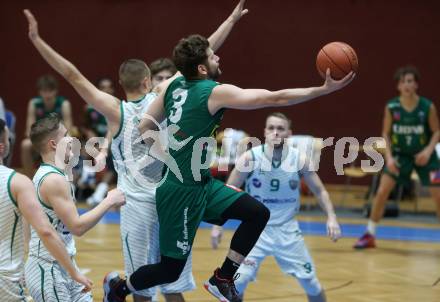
125, 275, 136, 293
92, 182, 109, 202
367, 220, 377, 235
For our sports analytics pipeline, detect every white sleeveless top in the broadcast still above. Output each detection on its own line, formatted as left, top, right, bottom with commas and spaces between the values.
245, 145, 302, 226
0, 166, 23, 280
29, 164, 76, 261
111, 93, 166, 202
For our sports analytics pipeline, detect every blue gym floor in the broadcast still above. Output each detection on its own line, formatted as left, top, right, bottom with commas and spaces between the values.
79, 209, 440, 243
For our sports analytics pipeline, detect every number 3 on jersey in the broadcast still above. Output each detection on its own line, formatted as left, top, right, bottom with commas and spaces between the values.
169, 88, 188, 124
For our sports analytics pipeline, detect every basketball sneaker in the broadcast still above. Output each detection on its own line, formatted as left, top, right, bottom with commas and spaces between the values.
204, 268, 242, 302
353, 233, 376, 249
103, 271, 126, 302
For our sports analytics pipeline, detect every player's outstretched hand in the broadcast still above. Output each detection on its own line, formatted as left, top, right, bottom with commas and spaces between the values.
230, 0, 249, 23
211, 225, 223, 249
106, 189, 126, 207
72, 270, 93, 293
326, 216, 341, 242
23, 9, 39, 41
323, 68, 355, 93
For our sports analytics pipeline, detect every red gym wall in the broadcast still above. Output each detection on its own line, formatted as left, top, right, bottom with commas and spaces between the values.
1, 0, 439, 184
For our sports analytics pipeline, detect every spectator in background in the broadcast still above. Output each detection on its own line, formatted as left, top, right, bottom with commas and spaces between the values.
0, 97, 16, 167
149, 58, 177, 88
21, 74, 74, 177
0, 97, 5, 121
80, 77, 116, 206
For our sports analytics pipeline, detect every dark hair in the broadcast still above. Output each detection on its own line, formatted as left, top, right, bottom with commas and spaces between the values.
36, 74, 59, 91
119, 59, 150, 92
0, 119, 6, 140
266, 112, 292, 129
394, 66, 420, 83
173, 35, 210, 79
149, 58, 177, 77
30, 113, 61, 152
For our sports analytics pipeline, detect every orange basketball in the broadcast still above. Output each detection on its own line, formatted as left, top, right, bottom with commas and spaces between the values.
316, 42, 358, 80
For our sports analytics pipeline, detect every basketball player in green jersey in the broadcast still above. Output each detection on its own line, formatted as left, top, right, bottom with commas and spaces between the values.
0, 119, 93, 301
21, 74, 74, 177
354, 66, 440, 249
102, 7, 355, 302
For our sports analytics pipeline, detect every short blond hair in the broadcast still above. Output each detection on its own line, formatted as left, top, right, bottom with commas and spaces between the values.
266, 112, 292, 129
119, 59, 150, 92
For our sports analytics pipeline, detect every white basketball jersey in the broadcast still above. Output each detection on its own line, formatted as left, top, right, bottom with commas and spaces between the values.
111, 93, 165, 202
0, 166, 23, 280
245, 145, 302, 226
29, 164, 76, 261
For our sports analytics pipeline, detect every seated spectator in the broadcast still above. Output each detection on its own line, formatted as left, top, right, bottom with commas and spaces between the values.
0, 97, 17, 167
21, 74, 74, 177
149, 57, 177, 88
0, 97, 5, 121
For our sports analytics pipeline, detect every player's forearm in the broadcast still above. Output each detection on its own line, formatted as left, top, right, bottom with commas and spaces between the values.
316, 190, 337, 218
269, 86, 330, 107
208, 16, 237, 53
75, 200, 113, 236
31, 36, 81, 83
425, 130, 440, 155
382, 132, 393, 160
37, 227, 79, 277
226, 170, 246, 188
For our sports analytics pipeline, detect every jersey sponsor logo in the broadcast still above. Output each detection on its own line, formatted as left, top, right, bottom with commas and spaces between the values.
429, 169, 440, 184
177, 240, 190, 255
91, 110, 100, 120
262, 198, 296, 204
289, 179, 299, 190
392, 124, 424, 135
252, 178, 262, 188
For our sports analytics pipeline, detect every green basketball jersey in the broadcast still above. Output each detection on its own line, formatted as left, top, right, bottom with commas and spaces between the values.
163, 77, 224, 184
32, 96, 66, 121
387, 96, 433, 155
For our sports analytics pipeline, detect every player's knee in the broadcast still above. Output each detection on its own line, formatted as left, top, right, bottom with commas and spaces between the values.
162, 271, 181, 284
256, 202, 270, 225
297, 277, 322, 296
160, 257, 186, 283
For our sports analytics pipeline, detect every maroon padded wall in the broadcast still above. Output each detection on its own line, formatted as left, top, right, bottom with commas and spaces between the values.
1, 0, 439, 183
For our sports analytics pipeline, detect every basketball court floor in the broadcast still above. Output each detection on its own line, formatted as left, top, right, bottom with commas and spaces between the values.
76, 188, 440, 302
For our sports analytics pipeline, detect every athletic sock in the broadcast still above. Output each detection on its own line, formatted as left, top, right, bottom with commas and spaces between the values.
218, 257, 241, 279
367, 220, 377, 235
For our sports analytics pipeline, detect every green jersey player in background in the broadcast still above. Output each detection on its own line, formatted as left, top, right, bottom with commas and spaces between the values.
354, 66, 440, 249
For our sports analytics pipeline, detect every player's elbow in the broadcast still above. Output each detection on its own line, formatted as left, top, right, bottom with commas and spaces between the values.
64, 65, 82, 83
36, 225, 54, 239
70, 224, 87, 237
